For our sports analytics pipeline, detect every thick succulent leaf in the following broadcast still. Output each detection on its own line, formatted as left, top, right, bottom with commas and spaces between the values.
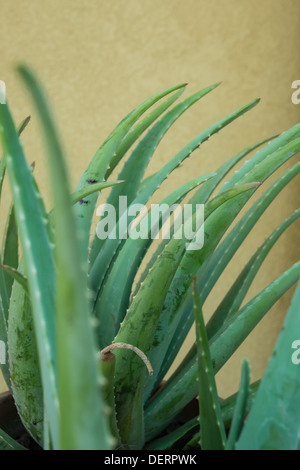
0, 265, 28, 295
1, 206, 18, 301
221, 380, 260, 430
18, 64, 111, 450
101, 353, 120, 446
73, 83, 187, 260
225, 359, 251, 450
95, 173, 216, 347
130, 136, 276, 301
0, 158, 5, 198
145, 416, 199, 450
0, 115, 30, 199
0, 89, 59, 447
0, 428, 27, 450
88, 86, 186, 264
0, 255, 9, 331
166, 379, 260, 450
113, 183, 259, 448
144, 261, 300, 440
0, 116, 31, 327
8, 271, 44, 445
208, 208, 300, 337
221, 124, 300, 192
188, 135, 277, 206
108, 87, 186, 178
192, 278, 226, 450
70, 180, 124, 205
236, 281, 300, 450
154, 148, 300, 386
89, 98, 260, 306
89, 83, 220, 263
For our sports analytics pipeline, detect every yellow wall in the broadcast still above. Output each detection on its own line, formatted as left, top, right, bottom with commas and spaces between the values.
0, 0, 299, 397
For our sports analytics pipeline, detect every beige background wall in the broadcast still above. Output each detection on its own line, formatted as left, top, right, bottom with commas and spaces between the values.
0, 0, 299, 397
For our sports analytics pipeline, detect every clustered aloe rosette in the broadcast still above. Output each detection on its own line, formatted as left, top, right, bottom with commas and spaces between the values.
0, 68, 299, 450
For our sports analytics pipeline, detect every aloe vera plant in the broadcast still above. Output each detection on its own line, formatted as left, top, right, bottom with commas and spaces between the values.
0, 69, 299, 450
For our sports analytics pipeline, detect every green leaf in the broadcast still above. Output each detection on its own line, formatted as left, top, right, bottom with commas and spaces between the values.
113, 182, 259, 448
18, 64, 112, 450
192, 277, 226, 450
133, 135, 276, 302
0, 265, 28, 295
0, 115, 31, 200
7, 269, 44, 445
225, 359, 251, 450
236, 281, 300, 450
70, 180, 124, 205
188, 135, 277, 207
1, 206, 19, 301
221, 380, 260, 430
88, 86, 187, 265
144, 261, 300, 441
89, 98, 261, 316
0, 88, 59, 447
89, 83, 220, 265
0, 428, 27, 450
73, 83, 187, 261
145, 416, 198, 450
208, 208, 300, 336
95, 173, 216, 347
154, 149, 300, 387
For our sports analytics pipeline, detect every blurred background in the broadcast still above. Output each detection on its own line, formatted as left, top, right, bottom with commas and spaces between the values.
0, 0, 299, 398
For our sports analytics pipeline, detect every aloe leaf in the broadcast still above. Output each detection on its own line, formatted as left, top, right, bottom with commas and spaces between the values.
0, 116, 31, 323
89, 98, 260, 305
192, 277, 226, 450
95, 173, 216, 347
221, 123, 300, 192
236, 281, 300, 450
0, 115, 31, 199
154, 151, 300, 386
145, 416, 199, 450
73, 83, 187, 260
144, 261, 300, 440
0, 428, 27, 450
70, 180, 124, 205
172, 379, 260, 450
225, 359, 251, 450
8, 273, 44, 445
208, 208, 300, 337
133, 136, 275, 302
221, 380, 260, 430
89, 83, 220, 264
188, 135, 277, 206
88, 87, 186, 264
113, 183, 259, 448
0, 265, 28, 295
0, 86, 59, 447
100, 353, 120, 446
110, 86, 186, 176
1, 206, 19, 300
18, 64, 112, 450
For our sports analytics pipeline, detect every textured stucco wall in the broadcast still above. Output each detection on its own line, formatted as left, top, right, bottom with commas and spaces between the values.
0, 0, 299, 397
